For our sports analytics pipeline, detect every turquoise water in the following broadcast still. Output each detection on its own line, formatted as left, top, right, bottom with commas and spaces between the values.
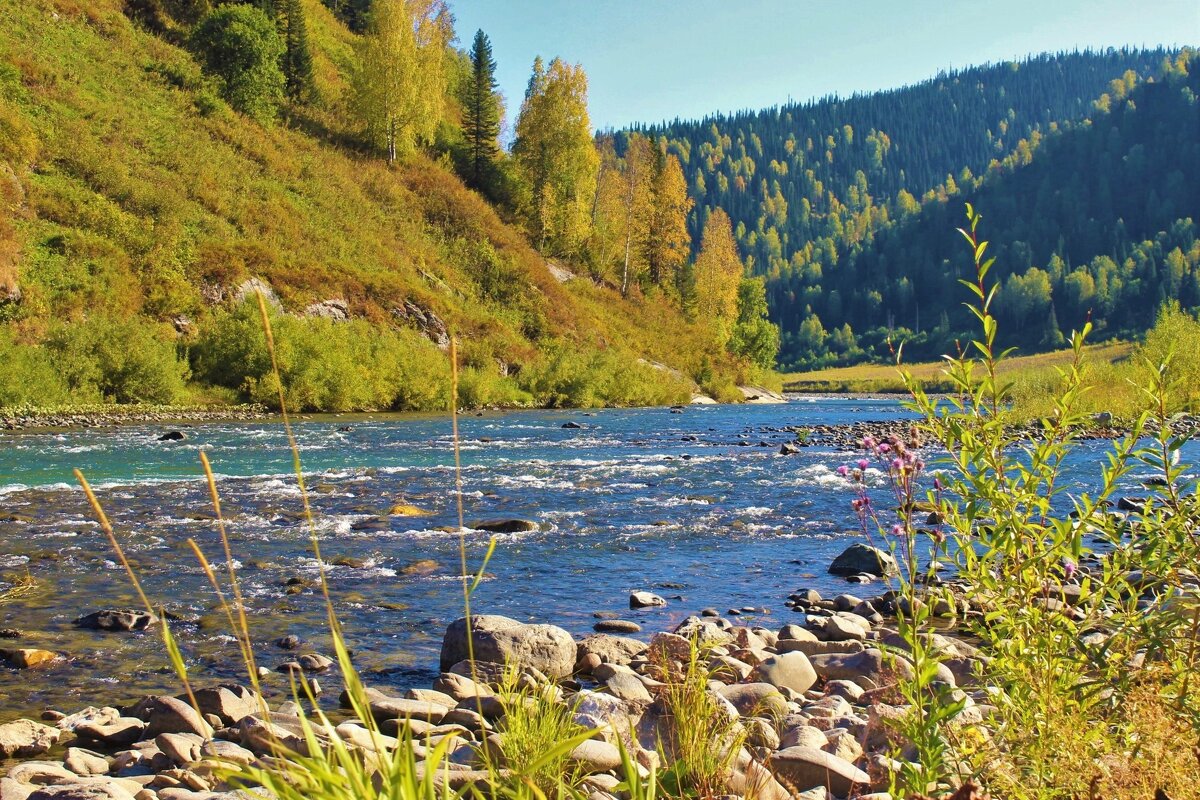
0, 399, 1179, 716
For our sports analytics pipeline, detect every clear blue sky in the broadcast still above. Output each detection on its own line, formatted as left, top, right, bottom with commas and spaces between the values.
448, 0, 1199, 132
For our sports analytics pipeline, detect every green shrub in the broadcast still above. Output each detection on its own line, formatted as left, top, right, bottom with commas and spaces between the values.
456, 367, 532, 409
192, 301, 451, 412
517, 341, 692, 408
0, 330, 70, 407
877, 205, 1200, 797
190, 5, 285, 123
45, 316, 188, 404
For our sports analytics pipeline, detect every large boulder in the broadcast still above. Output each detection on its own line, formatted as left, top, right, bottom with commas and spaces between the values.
828, 544, 897, 577
768, 746, 870, 795
752, 652, 818, 694
186, 684, 263, 726
135, 696, 213, 738
576, 634, 647, 667
716, 683, 788, 718
440, 615, 575, 679
808, 648, 914, 689
0, 719, 62, 758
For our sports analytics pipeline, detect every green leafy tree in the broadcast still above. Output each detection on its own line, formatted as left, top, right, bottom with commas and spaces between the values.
1139, 300, 1200, 409
462, 29, 501, 189
191, 4, 285, 122
353, 0, 452, 163
728, 277, 781, 367
648, 152, 693, 295
281, 0, 316, 102
693, 208, 743, 342
513, 57, 599, 255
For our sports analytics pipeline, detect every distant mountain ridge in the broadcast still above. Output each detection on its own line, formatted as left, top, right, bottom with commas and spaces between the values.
625, 48, 1192, 367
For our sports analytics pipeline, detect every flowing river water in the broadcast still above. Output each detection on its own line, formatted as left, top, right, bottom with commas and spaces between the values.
0, 398, 1188, 718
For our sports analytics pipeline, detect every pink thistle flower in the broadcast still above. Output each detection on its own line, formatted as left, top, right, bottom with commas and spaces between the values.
878, 443, 891, 453
890, 524, 904, 537
836, 465, 849, 477
856, 459, 869, 470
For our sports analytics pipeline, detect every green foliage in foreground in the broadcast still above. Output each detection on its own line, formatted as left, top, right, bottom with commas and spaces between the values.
868, 205, 1200, 798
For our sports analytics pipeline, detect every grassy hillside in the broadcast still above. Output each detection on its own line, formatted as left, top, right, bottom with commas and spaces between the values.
0, 0, 760, 411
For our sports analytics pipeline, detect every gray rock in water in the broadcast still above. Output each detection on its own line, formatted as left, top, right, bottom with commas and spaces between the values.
0, 718, 63, 758
828, 543, 897, 577
593, 619, 642, 633
74, 610, 159, 632
297, 653, 334, 673
440, 614, 576, 679
629, 591, 666, 609
157, 431, 187, 442
469, 519, 539, 534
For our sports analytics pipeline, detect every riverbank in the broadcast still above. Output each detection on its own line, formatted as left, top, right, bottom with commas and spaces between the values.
0, 553, 986, 799
2, 530, 1194, 799
0, 406, 272, 433
0, 386, 788, 434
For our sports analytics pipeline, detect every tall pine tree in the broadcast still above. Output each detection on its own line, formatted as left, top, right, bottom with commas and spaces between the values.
281, 0, 315, 102
462, 29, 500, 190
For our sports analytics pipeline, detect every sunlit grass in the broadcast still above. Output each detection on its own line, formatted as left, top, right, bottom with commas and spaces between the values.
782, 341, 1132, 393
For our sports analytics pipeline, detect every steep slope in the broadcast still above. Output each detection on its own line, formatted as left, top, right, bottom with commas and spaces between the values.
0, 0, 749, 410
767, 52, 1199, 366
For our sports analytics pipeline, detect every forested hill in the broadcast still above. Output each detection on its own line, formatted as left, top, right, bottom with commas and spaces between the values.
634, 50, 1172, 276
627, 48, 1190, 368
766, 51, 1199, 367
0, 0, 759, 411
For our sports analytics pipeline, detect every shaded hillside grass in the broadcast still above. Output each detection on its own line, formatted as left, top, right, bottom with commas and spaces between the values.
0, 0, 742, 410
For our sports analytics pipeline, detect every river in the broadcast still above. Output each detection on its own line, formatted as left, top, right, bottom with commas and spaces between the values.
0, 398, 1182, 717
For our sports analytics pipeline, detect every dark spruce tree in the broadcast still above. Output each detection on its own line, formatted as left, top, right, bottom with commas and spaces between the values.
281, 0, 315, 102
462, 29, 501, 191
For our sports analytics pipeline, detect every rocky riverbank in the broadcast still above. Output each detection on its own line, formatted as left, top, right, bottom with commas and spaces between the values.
0, 541, 993, 800
1, 407, 270, 433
